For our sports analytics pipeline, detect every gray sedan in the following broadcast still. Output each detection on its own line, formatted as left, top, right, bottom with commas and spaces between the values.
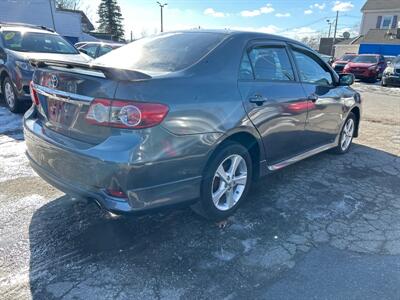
24, 30, 361, 220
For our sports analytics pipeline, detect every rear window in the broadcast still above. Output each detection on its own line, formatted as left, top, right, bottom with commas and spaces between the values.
351, 55, 378, 63
1, 30, 78, 54
341, 54, 356, 61
94, 32, 227, 73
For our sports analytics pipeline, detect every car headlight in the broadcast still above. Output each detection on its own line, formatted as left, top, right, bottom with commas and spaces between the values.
15, 61, 34, 72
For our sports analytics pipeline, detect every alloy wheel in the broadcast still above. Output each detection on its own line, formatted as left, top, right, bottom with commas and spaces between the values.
340, 118, 354, 151
211, 154, 248, 211
4, 81, 16, 109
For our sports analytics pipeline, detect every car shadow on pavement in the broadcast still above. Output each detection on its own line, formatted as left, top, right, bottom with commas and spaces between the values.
28, 143, 400, 299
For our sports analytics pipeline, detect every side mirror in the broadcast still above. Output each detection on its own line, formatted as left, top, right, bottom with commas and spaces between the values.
339, 73, 354, 86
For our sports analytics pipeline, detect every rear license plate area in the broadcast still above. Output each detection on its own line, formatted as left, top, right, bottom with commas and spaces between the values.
47, 98, 80, 128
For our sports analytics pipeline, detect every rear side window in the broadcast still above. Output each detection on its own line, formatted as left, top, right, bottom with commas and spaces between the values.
292, 49, 333, 86
95, 32, 227, 73
81, 44, 98, 58
245, 46, 295, 81
98, 45, 113, 57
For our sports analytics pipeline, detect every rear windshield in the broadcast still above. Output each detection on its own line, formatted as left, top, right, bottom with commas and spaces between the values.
340, 54, 356, 61
94, 32, 227, 73
351, 55, 378, 63
1, 31, 78, 54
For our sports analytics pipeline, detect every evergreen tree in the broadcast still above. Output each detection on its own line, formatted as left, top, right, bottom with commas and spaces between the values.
97, 0, 125, 41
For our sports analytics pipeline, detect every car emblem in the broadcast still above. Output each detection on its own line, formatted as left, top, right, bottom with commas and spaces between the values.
49, 75, 59, 89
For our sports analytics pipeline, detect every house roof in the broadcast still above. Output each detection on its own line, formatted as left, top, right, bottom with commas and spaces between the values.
361, 0, 400, 11
361, 29, 400, 44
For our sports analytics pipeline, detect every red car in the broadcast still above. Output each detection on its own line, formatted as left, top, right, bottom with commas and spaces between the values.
343, 54, 387, 82
332, 53, 357, 73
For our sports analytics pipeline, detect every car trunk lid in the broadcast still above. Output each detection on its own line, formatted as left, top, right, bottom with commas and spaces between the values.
30, 60, 152, 144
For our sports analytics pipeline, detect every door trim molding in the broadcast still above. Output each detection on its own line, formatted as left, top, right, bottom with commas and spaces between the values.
267, 142, 337, 171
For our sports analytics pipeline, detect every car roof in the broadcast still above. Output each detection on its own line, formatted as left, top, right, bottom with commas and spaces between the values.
79, 41, 123, 46
161, 29, 314, 51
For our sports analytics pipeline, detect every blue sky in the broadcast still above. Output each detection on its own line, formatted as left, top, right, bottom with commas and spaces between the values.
81, 0, 366, 40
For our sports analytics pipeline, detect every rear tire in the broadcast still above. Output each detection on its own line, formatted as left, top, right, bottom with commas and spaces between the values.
2, 77, 24, 113
191, 142, 252, 220
331, 112, 356, 154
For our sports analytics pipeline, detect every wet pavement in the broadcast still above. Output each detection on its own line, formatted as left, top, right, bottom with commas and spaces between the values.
0, 83, 399, 299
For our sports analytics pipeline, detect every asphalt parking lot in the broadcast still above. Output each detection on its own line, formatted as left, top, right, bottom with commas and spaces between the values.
0, 82, 399, 299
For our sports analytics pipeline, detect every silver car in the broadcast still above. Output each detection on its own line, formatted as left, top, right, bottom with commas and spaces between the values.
24, 30, 361, 220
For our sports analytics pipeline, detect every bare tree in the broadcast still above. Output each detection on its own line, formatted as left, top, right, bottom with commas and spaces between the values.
56, 0, 81, 10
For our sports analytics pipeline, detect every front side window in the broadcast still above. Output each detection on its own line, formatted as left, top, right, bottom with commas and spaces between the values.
247, 46, 295, 81
1, 31, 78, 54
293, 49, 333, 86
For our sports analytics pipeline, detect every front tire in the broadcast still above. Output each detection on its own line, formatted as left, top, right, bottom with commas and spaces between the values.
332, 112, 356, 154
192, 142, 252, 220
2, 77, 24, 113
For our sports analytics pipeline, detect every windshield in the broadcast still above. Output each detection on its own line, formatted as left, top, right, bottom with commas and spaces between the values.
94, 32, 227, 73
351, 55, 378, 63
1, 31, 78, 54
340, 54, 356, 61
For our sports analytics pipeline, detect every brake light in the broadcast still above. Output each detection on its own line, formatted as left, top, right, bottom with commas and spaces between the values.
86, 99, 169, 129
29, 81, 39, 106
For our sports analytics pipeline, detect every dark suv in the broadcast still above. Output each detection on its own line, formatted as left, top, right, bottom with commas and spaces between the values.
0, 23, 91, 113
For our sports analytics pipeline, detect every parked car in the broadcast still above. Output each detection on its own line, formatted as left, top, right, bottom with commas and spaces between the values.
343, 54, 386, 82
382, 55, 400, 87
384, 55, 396, 65
76, 41, 123, 59
332, 53, 357, 73
319, 54, 334, 65
0, 23, 91, 113
25, 30, 361, 220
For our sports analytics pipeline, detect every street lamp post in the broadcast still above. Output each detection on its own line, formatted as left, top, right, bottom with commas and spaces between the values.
326, 19, 333, 38
157, 2, 168, 33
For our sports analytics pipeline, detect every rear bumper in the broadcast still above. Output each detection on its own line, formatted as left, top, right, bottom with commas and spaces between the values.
24, 112, 209, 214
27, 151, 200, 213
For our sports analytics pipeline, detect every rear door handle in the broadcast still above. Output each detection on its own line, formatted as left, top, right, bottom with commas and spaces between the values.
307, 94, 319, 102
249, 94, 267, 105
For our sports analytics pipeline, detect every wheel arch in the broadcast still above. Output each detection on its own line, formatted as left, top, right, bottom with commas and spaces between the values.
0, 69, 9, 89
204, 127, 265, 180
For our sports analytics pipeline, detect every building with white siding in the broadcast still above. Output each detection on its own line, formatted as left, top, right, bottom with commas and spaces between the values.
0, 0, 96, 44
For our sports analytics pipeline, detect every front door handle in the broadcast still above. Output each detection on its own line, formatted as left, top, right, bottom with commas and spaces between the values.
249, 94, 267, 106
307, 94, 319, 102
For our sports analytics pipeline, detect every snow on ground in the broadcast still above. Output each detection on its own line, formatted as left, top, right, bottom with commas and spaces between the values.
0, 106, 34, 182
0, 106, 23, 135
353, 82, 400, 97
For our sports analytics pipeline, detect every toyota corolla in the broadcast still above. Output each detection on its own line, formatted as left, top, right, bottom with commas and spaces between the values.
24, 31, 361, 220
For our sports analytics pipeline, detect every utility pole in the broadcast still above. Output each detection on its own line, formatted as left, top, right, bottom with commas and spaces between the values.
327, 19, 333, 38
157, 2, 168, 33
331, 11, 339, 56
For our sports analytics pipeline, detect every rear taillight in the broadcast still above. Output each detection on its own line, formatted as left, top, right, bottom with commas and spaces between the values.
29, 81, 39, 106
86, 99, 169, 129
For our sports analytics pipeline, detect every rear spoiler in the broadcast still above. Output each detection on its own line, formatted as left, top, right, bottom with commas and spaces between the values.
29, 59, 152, 81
